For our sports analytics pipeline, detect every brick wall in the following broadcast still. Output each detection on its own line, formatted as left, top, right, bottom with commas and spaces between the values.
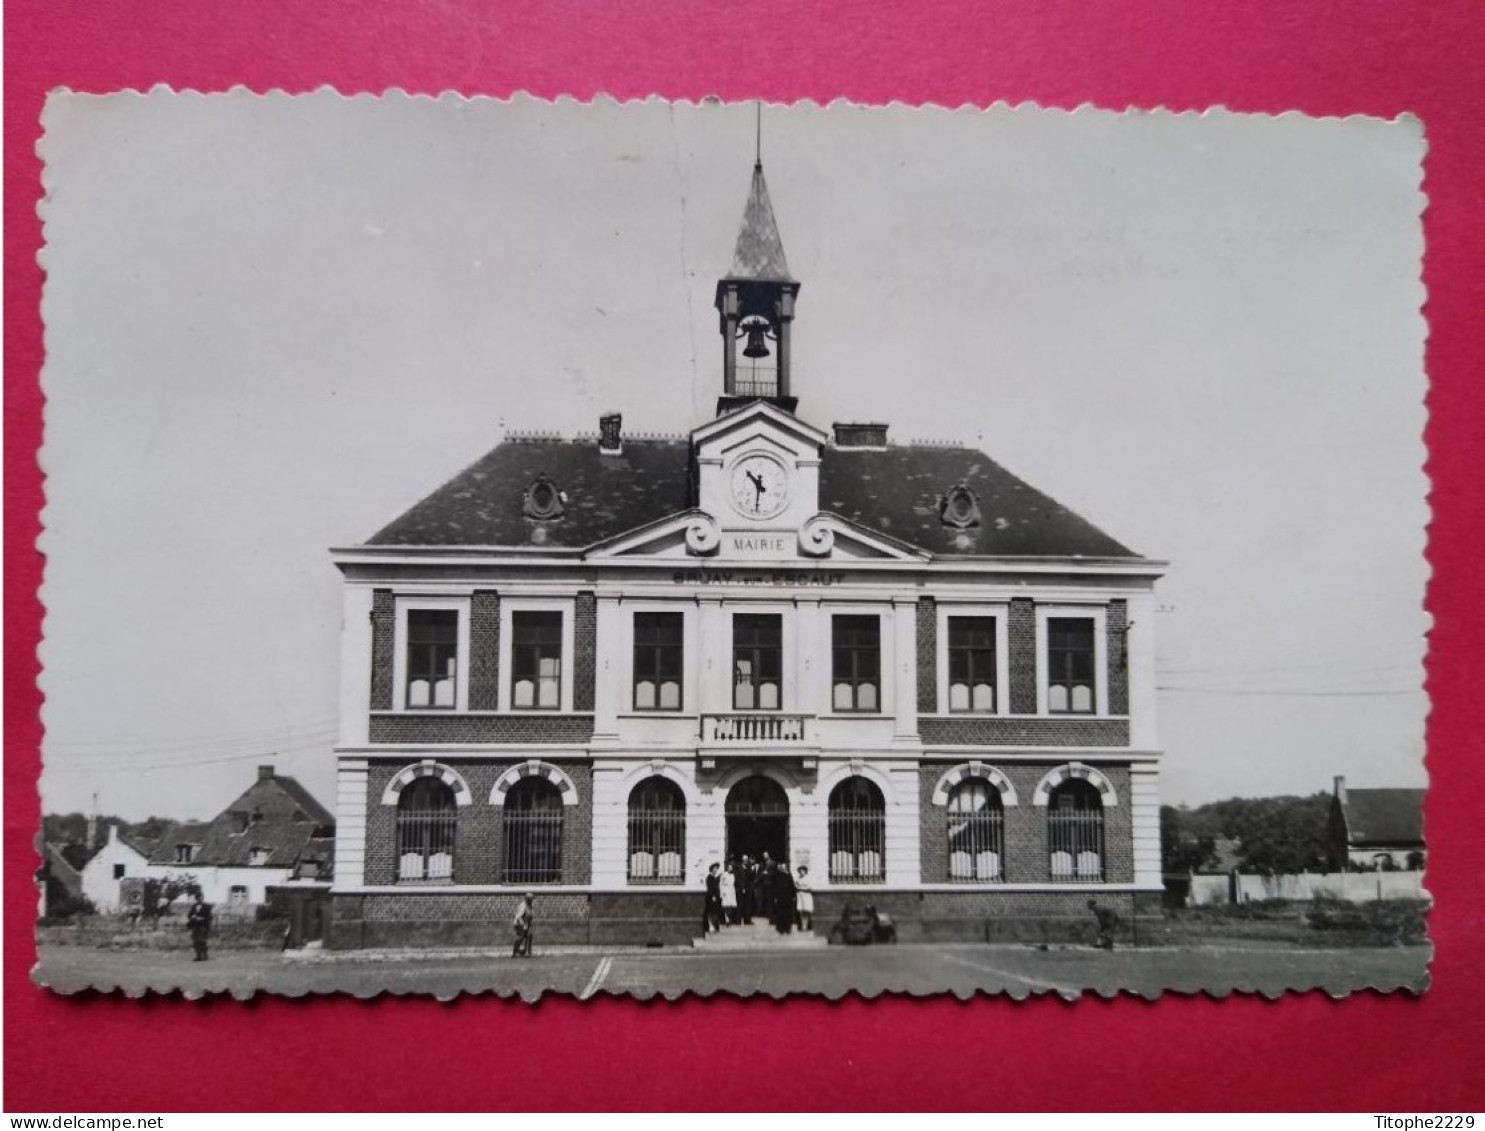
368, 714, 595, 744
916, 597, 936, 713
1107, 598, 1129, 715
917, 762, 1133, 884
1008, 598, 1036, 712
331, 890, 711, 948
363, 758, 593, 886
809, 888, 1147, 944
469, 590, 501, 710
573, 591, 597, 711
370, 589, 395, 710
919, 717, 1129, 746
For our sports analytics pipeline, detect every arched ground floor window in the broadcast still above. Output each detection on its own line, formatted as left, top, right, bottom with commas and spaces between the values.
828, 776, 885, 883
503, 777, 564, 884
397, 777, 457, 882
628, 776, 686, 884
1048, 778, 1104, 881
947, 779, 1004, 882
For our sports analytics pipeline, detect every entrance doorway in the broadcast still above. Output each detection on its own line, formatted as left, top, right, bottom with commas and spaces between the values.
725, 775, 790, 862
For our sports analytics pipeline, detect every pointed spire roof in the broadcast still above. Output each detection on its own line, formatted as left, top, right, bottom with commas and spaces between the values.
727, 162, 794, 283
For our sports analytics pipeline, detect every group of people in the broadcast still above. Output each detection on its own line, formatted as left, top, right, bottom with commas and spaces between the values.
704, 853, 813, 936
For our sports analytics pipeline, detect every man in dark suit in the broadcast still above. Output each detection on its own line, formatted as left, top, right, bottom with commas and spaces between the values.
755, 852, 774, 925
703, 863, 723, 934
186, 892, 213, 961
737, 855, 755, 924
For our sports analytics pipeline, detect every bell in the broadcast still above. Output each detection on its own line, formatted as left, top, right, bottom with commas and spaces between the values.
741, 322, 771, 359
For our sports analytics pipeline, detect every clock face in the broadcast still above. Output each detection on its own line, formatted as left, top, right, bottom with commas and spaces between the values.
729, 453, 789, 519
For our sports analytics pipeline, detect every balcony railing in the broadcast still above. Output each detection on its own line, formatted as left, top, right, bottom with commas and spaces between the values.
701, 713, 810, 744
731, 371, 779, 398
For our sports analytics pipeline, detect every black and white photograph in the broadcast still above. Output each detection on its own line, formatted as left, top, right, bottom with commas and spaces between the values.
35, 92, 1429, 998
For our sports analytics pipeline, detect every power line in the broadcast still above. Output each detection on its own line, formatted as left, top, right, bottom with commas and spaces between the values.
1158, 686, 1421, 698
49, 716, 339, 754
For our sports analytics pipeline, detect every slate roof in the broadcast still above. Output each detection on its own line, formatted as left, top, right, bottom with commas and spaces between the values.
148, 820, 329, 870
1338, 788, 1425, 847
366, 436, 1137, 559
116, 831, 157, 859
368, 438, 693, 549
726, 163, 794, 283
271, 775, 336, 830
819, 445, 1134, 558
43, 843, 85, 897
145, 770, 336, 870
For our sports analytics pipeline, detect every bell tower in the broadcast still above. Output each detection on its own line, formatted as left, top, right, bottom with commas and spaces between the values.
714, 158, 800, 416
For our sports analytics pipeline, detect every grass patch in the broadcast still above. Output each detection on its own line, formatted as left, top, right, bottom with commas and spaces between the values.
36, 914, 286, 952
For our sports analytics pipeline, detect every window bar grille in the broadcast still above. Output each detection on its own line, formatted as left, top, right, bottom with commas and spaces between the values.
947, 807, 1005, 882
396, 808, 457, 882
828, 810, 886, 883
1048, 808, 1105, 881
503, 809, 564, 885
627, 808, 687, 884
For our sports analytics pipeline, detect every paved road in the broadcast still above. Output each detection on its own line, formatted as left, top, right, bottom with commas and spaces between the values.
34, 941, 1429, 999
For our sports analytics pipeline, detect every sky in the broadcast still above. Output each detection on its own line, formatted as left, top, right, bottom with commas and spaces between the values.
37, 93, 1428, 821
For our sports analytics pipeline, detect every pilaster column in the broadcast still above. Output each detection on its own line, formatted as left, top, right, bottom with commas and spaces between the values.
885, 762, 922, 886
794, 596, 824, 718
891, 597, 920, 748
589, 761, 629, 886
338, 586, 373, 747
698, 597, 728, 715
333, 759, 369, 890
1130, 763, 1162, 888
592, 595, 625, 747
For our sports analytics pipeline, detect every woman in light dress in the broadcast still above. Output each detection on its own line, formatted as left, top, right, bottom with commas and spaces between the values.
795, 865, 814, 932
719, 861, 739, 926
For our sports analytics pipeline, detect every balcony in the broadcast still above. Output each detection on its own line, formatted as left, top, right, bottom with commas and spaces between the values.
701, 713, 812, 745
731, 372, 778, 398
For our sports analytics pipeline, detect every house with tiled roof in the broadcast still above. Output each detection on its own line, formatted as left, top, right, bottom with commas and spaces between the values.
326, 157, 1167, 948
80, 825, 156, 913
145, 765, 335, 911
1329, 776, 1425, 871
37, 841, 87, 919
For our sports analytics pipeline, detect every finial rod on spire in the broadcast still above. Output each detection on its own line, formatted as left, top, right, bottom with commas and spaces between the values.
755, 102, 762, 169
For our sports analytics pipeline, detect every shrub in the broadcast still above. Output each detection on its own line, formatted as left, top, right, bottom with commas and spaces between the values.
1305, 897, 1429, 946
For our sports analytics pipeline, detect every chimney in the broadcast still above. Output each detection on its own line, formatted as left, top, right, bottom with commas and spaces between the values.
258, 764, 275, 782
1333, 775, 1347, 803
598, 412, 623, 455
832, 422, 889, 449
108, 824, 119, 845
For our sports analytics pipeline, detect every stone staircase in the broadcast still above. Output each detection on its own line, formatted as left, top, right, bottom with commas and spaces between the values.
692, 922, 828, 951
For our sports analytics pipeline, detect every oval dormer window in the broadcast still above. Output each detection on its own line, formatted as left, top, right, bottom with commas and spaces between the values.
523, 474, 566, 521
940, 482, 980, 529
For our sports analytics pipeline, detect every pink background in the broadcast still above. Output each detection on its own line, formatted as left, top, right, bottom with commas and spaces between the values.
6, 1, 1481, 1112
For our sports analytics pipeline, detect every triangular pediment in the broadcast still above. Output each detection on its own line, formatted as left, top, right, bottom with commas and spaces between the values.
586, 510, 705, 560
691, 399, 828, 454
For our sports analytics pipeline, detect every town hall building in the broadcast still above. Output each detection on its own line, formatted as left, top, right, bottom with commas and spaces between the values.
325, 157, 1167, 947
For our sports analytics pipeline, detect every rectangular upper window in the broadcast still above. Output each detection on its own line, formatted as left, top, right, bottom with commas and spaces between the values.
113, 863, 127, 880
1046, 616, 1097, 714
733, 613, 782, 710
633, 611, 684, 711
512, 611, 564, 710
831, 615, 881, 712
406, 609, 459, 709
175, 844, 199, 864
948, 616, 997, 713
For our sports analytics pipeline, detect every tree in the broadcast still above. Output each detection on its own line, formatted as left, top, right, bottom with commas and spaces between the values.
1160, 805, 1217, 873
142, 874, 201, 919
1161, 793, 1332, 874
